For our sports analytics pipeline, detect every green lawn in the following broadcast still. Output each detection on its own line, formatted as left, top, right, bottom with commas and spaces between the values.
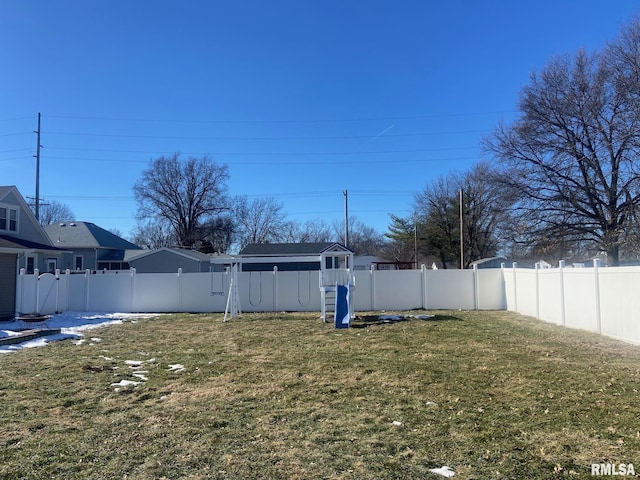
1, 310, 639, 479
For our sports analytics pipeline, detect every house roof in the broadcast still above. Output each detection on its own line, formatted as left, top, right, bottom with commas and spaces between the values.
238, 242, 352, 256
128, 247, 221, 263
0, 186, 16, 201
0, 234, 65, 252
44, 222, 142, 250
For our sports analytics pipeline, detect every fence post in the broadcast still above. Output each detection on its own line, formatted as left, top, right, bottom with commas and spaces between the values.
512, 263, 518, 312
85, 269, 90, 312
65, 269, 71, 313
534, 262, 540, 319
421, 264, 427, 310
370, 265, 376, 311
34, 268, 40, 314
273, 266, 278, 312
130, 268, 136, 313
54, 269, 60, 314
177, 268, 183, 312
17, 268, 25, 315
593, 259, 602, 334
473, 264, 479, 310
558, 260, 566, 326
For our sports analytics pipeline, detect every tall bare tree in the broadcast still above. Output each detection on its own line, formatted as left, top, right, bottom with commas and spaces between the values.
411, 163, 505, 268
33, 200, 75, 225
233, 196, 286, 248
333, 217, 386, 256
130, 218, 176, 249
484, 21, 640, 265
133, 154, 229, 248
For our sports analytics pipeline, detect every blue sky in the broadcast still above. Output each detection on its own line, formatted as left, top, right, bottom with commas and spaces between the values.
2, 1, 639, 239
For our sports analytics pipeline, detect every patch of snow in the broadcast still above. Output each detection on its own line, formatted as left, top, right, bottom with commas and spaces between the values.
124, 360, 145, 366
111, 379, 142, 387
392, 420, 403, 427
168, 364, 185, 372
429, 466, 455, 478
0, 312, 160, 354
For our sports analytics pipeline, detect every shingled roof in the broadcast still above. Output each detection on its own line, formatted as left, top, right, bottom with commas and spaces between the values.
44, 222, 142, 250
238, 242, 352, 256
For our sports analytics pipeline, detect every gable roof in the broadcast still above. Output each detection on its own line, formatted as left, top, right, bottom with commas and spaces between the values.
0, 234, 65, 252
0, 185, 57, 248
44, 221, 142, 250
128, 247, 220, 263
238, 242, 352, 256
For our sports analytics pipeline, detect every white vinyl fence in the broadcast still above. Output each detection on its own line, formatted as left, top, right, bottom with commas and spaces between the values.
16, 265, 506, 317
503, 261, 640, 344
15, 262, 640, 344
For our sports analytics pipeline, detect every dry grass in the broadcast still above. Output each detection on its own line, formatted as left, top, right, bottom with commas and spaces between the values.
1, 310, 639, 479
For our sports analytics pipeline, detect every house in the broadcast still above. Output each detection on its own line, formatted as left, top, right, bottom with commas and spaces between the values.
44, 221, 143, 271
470, 256, 509, 269
128, 247, 232, 273
0, 186, 65, 320
237, 242, 353, 271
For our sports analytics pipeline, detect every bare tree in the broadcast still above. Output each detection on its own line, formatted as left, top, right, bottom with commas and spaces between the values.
133, 154, 229, 248
413, 175, 460, 268
411, 163, 505, 268
484, 21, 640, 265
34, 200, 75, 225
333, 217, 386, 255
131, 218, 176, 249
233, 196, 286, 248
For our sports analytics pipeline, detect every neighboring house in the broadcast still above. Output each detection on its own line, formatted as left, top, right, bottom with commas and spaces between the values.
353, 255, 388, 271
237, 242, 353, 271
470, 256, 509, 269
44, 221, 143, 271
128, 247, 232, 273
0, 186, 65, 320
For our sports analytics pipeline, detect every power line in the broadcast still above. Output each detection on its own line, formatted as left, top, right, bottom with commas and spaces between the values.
44, 129, 490, 141
40, 154, 479, 166
45, 110, 515, 124
43, 145, 478, 156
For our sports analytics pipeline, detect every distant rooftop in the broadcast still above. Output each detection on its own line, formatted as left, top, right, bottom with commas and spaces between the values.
44, 221, 142, 250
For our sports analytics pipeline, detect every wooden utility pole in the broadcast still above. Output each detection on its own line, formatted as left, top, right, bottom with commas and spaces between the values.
34, 112, 42, 221
343, 189, 349, 248
459, 189, 464, 269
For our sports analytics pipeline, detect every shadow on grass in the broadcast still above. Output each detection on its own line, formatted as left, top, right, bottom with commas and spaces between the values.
350, 313, 463, 329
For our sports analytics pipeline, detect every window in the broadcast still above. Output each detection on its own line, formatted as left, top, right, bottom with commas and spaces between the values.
0, 206, 18, 232
74, 255, 83, 271
26, 256, 35, 274
47, 258, 57, 274
9, 209, 16, 231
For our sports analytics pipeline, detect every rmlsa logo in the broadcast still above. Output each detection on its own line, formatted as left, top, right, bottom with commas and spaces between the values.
591, 463, 635, 476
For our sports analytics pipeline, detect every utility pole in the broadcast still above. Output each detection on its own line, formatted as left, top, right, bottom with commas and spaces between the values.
343, 189, 349, 248
459, 188, 464, 269
34, 112, 42, 221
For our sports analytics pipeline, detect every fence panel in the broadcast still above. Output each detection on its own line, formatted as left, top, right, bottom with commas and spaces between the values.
133, 273, 181, 312
425, 269, 475, 310
598, 267, 640, 343
513, 269, 538, 318
476, 268, 506, 310
181, 272, 228, 312
238, 271, 276, 312
562, 268, 599, 332
537, 269, 563, 325
371, 270, 423, 311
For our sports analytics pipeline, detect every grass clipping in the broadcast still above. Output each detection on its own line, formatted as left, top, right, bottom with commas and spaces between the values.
1, 310, 639, 479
